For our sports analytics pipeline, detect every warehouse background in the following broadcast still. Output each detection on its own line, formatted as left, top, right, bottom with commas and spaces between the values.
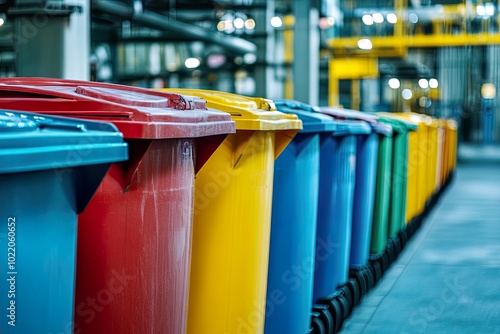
0, 0, 499, 146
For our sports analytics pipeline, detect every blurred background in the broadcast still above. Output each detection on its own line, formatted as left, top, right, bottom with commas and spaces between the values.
1, 0, 499, 148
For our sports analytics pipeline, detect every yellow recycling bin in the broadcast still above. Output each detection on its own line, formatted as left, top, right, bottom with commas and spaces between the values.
426, 117, 440, 198
435, 119, 446, 189
392, 113, 430, 222
159, 88, 302, 334
445, 119, 458, 177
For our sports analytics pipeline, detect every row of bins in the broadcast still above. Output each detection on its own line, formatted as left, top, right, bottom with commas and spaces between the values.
0, 78, 458, 334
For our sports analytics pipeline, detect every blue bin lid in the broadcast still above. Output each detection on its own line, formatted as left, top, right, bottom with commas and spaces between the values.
274, 99, 337, 133
0, 110, 128, 175
332, 120, 372, 137
320, 106, 393, 137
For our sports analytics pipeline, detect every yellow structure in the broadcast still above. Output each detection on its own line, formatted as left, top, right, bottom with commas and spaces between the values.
159, 89, 301, 334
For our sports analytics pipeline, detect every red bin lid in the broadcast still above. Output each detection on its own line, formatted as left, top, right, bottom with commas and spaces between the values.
0, 78, 236, 139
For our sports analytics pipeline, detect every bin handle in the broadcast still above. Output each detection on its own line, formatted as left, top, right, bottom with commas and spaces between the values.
37, 120, 87, 132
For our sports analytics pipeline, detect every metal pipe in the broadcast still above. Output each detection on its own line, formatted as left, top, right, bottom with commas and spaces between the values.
92, 0, 256, 55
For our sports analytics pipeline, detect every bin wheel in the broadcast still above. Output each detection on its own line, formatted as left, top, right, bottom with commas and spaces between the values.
370, 260, 382, 283
384, 240, 396, 264
345, 279, 360, 308
328, 297, 343, 332
382, 250, 391, 270
364, 266, 375, 291
399, 229, 408, 248
337, 285, 353, 319
335, 294, 352, 333
393, 236, 402, 257
354, 270, 367, 298
313, 304, 334, 334
310, 312, 326, 334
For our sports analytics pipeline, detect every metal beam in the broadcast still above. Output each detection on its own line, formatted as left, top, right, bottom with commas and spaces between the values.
92, 0, 256, 55
329, 33, 500, 55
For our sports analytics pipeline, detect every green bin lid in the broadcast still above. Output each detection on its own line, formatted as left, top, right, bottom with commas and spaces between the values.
375, 112, 418, 132
0, 110, 128, 174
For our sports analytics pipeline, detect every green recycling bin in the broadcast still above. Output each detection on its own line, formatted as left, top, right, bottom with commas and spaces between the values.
375, 113, 417, 240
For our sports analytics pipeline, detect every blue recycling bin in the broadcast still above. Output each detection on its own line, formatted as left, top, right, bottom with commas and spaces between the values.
265, 100, 337, 334
312, 118, 371, 302
0, 111, 127, 334
320, 107, 393, 268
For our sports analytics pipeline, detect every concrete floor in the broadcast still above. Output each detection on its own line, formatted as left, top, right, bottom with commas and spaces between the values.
341, 155, 500, 334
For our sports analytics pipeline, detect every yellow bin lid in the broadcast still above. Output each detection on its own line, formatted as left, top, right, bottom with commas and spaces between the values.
158, 89, 303, 131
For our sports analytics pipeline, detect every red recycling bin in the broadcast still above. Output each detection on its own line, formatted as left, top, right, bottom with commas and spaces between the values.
0, 78, 236, 334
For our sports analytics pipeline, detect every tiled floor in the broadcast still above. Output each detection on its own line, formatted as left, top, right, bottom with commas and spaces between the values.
341, 158, 500, 334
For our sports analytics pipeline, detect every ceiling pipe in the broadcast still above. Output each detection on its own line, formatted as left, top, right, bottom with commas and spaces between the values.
92, 0, 257, 55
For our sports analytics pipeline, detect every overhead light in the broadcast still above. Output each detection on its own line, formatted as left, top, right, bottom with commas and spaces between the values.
319, 17, 335, 29
481, 83, 496, 99
477, 5, 485, 16
0, 18, 5, 27
243, 53, 257, 64
429, 78, 439, 88
270, 16, 283, 28
387, 13, 397, 24
207, 54, 227, 68
217, 21, 226, 32
485, 4, 495, 16
372, 13, 384, 23
362, 14, 374, 26
245, 18, 256, 30
402, 89, 413, 100
357, 38, 373, 50
233, 17, 245, 29
409, 13, 418, 24
418, 78, 429, 89
388, 78, 400, 89
185, 58, 201, 69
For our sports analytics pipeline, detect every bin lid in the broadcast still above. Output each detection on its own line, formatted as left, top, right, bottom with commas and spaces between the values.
158, 89, 302, 131
0, 78, 236, 139
0, 110, 128, 174
273, 99, 337, 133
445, 119, 458, 129
320, 106, 393, 137
375, 112, 418, 132
332, 120, 372, 137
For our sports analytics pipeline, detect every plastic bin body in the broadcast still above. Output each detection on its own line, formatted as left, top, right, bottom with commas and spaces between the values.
0, 78, 236, 334
160, 89, 302, 334
376, 114, 417, 237
427, 118, 439, 198
265, 100, 337, 334
446, 119, 458, 176
435, 120, 445, 189
312, 120, 372, 302
319, 108, 392, 267
0, 111, 127, 334
392, 113, 429, 222
370, 131, 394, 255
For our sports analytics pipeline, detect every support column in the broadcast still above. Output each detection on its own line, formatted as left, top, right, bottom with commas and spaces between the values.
11, 0, 89, 80
293, 0, 319, 105
253, 0, 282, 99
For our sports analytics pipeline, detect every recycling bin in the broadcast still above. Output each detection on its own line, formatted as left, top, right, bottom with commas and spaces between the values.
0, 78, 236, 334
0, 110, 127, 334
319, 107, 393, 268
376, 113, 417, 237
264, 100, 337, 334
425, 117, 439, 200
311, 118, 372, 302
392, 113, 430, 222
160, 89, 302, 334
446, 119, 458, 177
435, 119, 445, 189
